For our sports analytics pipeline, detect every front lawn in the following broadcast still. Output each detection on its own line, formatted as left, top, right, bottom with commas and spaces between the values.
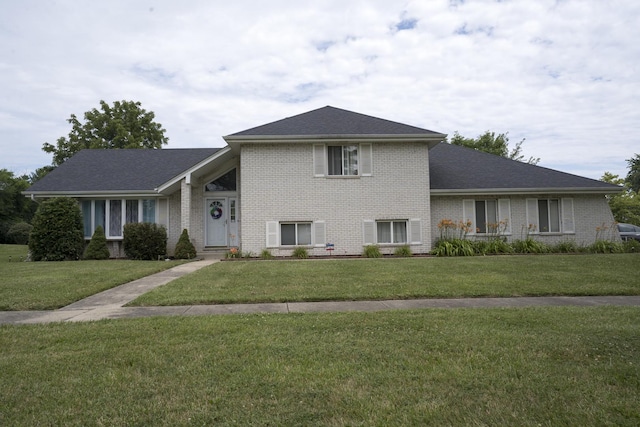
1, 307, 639, 425
130, 254, 640, 306
0, 245, 187, 310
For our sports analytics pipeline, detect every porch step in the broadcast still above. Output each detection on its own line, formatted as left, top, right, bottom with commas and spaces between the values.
198, 249, 228, 260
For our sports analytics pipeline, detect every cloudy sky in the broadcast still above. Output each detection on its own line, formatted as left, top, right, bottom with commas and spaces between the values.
1, 0, 639, 180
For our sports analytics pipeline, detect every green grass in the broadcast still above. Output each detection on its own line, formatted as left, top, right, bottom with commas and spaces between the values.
1, 307, 639, 425
0, 245, 187, 310
131, 254, 640, 306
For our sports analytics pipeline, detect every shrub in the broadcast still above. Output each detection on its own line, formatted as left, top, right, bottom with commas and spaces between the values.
512, 238, 548, 254
7, 222, 32, 245
123, 222, 167, 260
473, 238, 512, 255
84, 225, 110, 260
174, 229, 197, 259
226, 247, 240, 258
588, 240, 623, 254
260, 249, 273, 259
623, 239, 640, 253
394, 245, 412, 257
28, 197, 84, 261
551, 240, 580, 253
363, 245, 382, 258
292, 247, 308, 259
431, 239, 474, 257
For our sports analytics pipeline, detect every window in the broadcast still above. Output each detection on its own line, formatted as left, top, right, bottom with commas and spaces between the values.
376, 221, 407, 244
526, 198, 574, 234
538, 199, 560, 233
266, 221, 326, 248
314, 144, 372, 177
280, 223, 312, 246
363, 219, 422, 245
328, 145, 358, 176
81, 199, 162, 239
462, 199, 512, 235
205, 169, 237, 191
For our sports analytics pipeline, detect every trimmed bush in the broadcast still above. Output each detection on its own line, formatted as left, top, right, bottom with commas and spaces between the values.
28, 197, 84, 261
7, 222, 32, 245
123, 222, 167, 260
174, 229, 197, 259
363, 245, 382, 258
84, 225, 110, 260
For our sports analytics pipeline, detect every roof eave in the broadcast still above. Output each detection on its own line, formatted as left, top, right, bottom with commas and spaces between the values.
155, 146, 234, 193
430, 187, 623, 196
224, 133, 447, 152
22, 190, 161, 199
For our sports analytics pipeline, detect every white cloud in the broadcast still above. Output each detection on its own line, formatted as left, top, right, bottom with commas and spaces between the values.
1, 0, 639, 179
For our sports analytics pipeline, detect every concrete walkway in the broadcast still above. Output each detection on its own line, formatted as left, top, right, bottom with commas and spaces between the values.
2, 259, 640, 325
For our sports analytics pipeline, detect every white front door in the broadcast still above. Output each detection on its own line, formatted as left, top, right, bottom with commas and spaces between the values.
206, 198, 227, 246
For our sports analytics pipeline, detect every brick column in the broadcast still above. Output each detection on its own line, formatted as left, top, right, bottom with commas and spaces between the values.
181, 177, 191, 234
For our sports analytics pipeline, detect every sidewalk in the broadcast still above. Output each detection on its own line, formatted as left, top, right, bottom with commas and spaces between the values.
2, 259, 640, 325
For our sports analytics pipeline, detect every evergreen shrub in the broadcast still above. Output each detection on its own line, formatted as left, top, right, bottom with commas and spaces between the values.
174, 229, 197, 259
84, 225, 110, 260
28, 197, 84, 261
123, 222, 167, 260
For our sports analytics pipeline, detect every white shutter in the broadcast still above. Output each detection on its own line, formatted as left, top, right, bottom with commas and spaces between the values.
266, 221, 279, 248
313, 144, 325, 177
360, 143, 372, 176
462, 199, 476, 234
561, 198, 575, 234
409, 219, 422, 244
313, 221, 326, 247
498, 199, 511, 234
363, 220, 376, 245
526, 199, 539, 234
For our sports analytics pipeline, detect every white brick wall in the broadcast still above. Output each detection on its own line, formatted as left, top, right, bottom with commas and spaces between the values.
240, 142, 432, 256
430, 194, 618, 245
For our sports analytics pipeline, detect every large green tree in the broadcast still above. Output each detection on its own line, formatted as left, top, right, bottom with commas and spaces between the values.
42, 100, 169, 166
450, 131, 540, 165
625, 154, 640, 193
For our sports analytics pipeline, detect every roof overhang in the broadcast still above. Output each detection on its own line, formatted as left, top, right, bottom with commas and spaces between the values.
430, 186, 624, 196
155, 146, 234, 194
223, 133, 447, 152
23, 190, 160, 200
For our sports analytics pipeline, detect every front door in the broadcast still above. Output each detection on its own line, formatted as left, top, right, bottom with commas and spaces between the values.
205, 198, 227, 246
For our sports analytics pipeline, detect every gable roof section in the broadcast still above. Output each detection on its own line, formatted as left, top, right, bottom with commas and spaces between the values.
225, 106, 446, 143
429, 143, 621, 195
25, 148, 221, 195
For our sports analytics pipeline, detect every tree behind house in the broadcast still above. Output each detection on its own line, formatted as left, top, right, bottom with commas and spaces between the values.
450, 131, 540, 164
42, 100, 169, 166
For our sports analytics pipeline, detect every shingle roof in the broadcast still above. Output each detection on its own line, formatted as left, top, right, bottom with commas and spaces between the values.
429, 142, 620, 192
228, 106, 443, 137
26, 148, 221, 193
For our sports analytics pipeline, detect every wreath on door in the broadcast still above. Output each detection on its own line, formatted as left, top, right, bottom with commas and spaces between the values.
210, 201, 223, 219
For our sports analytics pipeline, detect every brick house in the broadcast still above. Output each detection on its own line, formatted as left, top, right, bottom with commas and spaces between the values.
24, 106, 621, 257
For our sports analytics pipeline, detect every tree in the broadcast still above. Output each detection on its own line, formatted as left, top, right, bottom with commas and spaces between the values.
42, 100, 169, 166
626, 154, 640, 193
601, 172, 640, 225
29, 197, 85, 261
450, 131, 540, 165
0, 169, 38, 243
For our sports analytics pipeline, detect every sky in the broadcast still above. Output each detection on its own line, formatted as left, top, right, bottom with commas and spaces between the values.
1, 0, 639, 180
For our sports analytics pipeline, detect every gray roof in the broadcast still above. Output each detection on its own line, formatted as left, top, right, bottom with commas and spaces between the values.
228, 106, 443, 137
26, 148, 221, 193
429, 142, 620, 192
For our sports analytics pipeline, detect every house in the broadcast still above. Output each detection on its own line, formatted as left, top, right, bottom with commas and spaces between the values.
24, 106, 621, 257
